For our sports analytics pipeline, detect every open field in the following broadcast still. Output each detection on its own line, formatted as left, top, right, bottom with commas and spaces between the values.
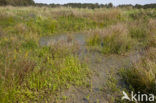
0, 6, 156, 103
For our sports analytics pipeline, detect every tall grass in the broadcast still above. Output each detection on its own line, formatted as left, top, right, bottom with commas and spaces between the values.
87, 23, 135, 54
87, 18, 156, 54
0, 6, 126, 36
120, 48, 156, 95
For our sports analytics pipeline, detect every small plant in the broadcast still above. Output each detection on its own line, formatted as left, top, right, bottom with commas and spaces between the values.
87, 33, 101, 46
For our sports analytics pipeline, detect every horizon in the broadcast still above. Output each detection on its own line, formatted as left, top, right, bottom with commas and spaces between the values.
34, 0, 156, 6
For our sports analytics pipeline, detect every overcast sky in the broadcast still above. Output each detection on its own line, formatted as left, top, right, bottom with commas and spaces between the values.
34, 0, 156, 6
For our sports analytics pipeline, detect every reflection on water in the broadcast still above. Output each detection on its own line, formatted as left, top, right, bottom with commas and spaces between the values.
39, 33, 87, 46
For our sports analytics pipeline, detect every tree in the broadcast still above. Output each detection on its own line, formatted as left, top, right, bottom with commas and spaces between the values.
0, 0, 7, 5
0, 0, 34, 6
107, 3, 113, 8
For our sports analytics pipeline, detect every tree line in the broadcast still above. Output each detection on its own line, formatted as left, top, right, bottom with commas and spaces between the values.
36, 3, 156, 9
118, 4, 156, 9
50, 3, 113, 9
0, 0, 155, 9
0, 0, 34, 6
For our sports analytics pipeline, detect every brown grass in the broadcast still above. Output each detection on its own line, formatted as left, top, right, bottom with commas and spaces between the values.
120, 47, 156, 94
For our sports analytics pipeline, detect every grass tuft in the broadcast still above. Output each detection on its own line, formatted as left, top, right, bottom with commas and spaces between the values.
120, 48, 156, 94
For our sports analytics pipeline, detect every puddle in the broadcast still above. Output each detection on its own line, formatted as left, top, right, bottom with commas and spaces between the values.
39, 33, 143, 85
39, 33, 87, 47
40, 33, 144, 103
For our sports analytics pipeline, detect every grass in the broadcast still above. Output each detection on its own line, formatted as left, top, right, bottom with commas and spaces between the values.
0, 45, 89, 102
104, 48, 156, 103
0, 6, 156, 102
0, 7, 125, 36
0, 7, 93, 102
119, 48, 156, 96
87, 17, 156, 54
87, 23, 135, 54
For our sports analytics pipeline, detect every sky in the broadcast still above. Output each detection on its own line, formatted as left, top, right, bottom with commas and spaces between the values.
34, 0, 156, 6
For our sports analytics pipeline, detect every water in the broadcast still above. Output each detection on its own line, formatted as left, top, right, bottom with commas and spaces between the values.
39, 33, 87, 47
39, 33, 143, 103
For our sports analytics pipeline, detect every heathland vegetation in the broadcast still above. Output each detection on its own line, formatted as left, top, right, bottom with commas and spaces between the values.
0, 2, 156, 103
